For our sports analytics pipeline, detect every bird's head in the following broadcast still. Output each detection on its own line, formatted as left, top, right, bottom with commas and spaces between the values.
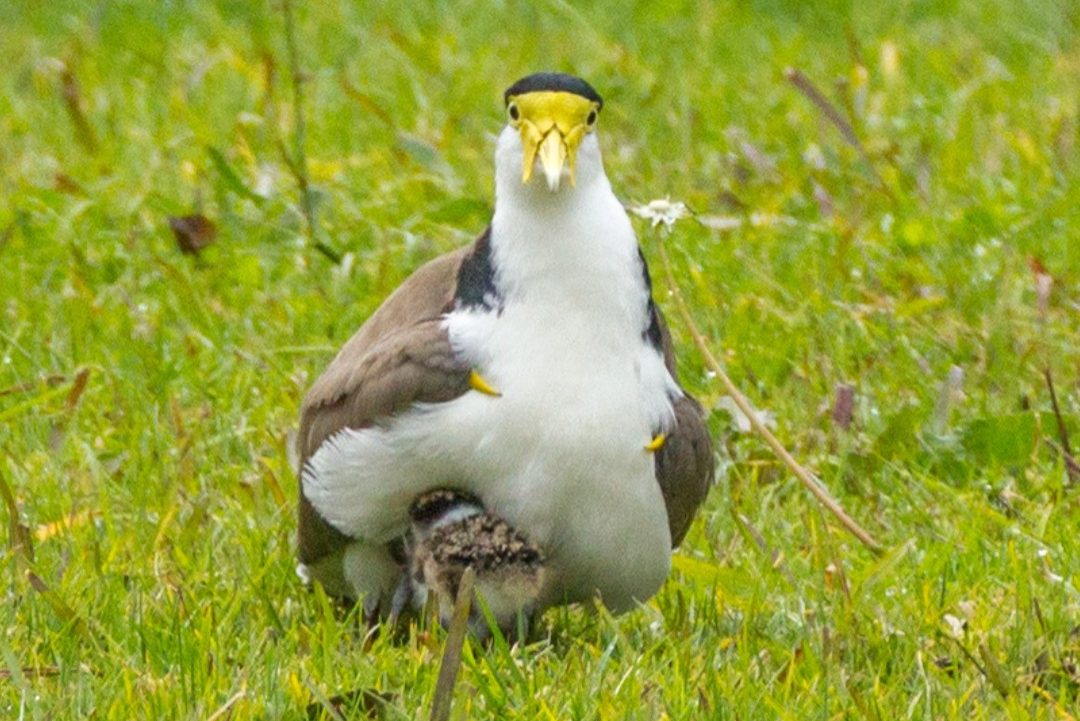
408, 488, 483, 539
499, 72, 604, 194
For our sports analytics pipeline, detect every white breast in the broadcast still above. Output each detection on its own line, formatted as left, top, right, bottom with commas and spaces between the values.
438, 302, 675, 609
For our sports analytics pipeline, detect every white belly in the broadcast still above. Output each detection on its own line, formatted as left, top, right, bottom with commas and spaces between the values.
303, 300, 676, 611
442, 308, 674, 609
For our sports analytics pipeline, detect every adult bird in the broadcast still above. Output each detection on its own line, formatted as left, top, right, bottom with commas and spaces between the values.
297, 72, 713, 620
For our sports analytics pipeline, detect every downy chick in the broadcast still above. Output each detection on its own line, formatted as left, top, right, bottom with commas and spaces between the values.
399, 489, 545, 641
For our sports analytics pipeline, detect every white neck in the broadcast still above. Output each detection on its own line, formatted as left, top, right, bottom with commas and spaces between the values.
488, 128, 645, 335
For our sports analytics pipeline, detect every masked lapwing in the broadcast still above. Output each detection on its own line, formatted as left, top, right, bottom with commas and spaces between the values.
297, 72, 714, 620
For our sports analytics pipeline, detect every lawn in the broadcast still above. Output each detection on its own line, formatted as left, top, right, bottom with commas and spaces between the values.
2, 1, 1079, 718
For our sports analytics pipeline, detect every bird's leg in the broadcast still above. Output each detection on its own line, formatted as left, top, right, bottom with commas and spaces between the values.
387, 567, 415, 626
361, 593, 382, 628
468, 369, 501, 397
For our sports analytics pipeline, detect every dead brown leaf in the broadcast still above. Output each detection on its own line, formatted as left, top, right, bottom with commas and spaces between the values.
0, 466, 34, 563
0, 373, 68, 399
169, 214, 218, 255
60, 64, 98, 153
54, 173, 84, 195
832, 383, 855, 430
65, 368, 90, 410
0, 666, 60, 680
1029, 256, 1053, 317
49, 367, 91, 450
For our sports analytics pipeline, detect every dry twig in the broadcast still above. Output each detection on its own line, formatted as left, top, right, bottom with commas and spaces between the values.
784, 67, 893, 200
1044, 368, 1079, 485
205, 689, 246, 721
280, 0, 341, 265
732, 510, 797, 586
429, 566, 476, 721
0, 373, 69, 399
653, 234, 884, 555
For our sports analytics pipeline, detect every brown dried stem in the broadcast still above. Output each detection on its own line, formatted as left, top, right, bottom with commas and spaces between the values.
280, 0, 340, 265
784, 67, 894, 201
1044, 367, 1079, 485
0, 464, 34, 564
429, 566, 476, 721
654, 234, 885, 556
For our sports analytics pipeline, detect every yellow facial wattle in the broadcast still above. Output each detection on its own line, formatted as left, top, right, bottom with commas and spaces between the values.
506, 90, 599, 191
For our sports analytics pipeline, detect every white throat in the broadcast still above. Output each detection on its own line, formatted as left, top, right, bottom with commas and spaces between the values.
449, 128, 664, 381
490, 128, 630, 294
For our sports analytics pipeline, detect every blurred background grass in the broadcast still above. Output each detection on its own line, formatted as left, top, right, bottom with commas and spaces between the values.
1, 1, 1079, 719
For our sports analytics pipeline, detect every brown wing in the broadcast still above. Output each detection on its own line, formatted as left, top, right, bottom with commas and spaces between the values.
297, 244, 475, 569
652, 306, 715, 547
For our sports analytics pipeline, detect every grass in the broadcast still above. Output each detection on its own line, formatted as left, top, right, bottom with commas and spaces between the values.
2, 0, 1079, 718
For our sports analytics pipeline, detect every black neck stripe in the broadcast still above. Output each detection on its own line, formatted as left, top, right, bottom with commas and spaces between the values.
454, 227, 501, 312
638, 247, 664, 351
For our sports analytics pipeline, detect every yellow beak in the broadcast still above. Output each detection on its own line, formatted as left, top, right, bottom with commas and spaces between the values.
511, 91, 596, 192
535, 130, 568, 191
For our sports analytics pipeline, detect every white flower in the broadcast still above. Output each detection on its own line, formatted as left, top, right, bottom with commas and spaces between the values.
295, 563, 311, 585
942, 613, 966, 639
253, 163, 277, 198
629, 198, 690, 233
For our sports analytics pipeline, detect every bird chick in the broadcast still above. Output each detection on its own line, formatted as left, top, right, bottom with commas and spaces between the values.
401, 489, 545, 641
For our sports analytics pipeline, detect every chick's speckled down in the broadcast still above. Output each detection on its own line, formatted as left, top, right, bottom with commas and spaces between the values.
407, 489, 546, 638
427, 513, 544, 573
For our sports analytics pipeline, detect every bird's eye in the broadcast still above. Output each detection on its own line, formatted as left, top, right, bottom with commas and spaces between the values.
508, 103, 520, 122
587, 109, 598, 126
